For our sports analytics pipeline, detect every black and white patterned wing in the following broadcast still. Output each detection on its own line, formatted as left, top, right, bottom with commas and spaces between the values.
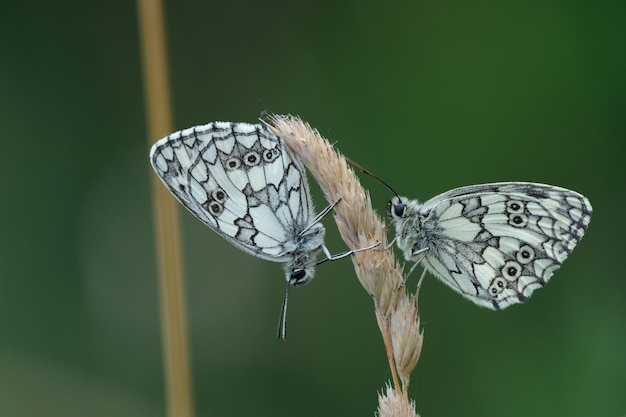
149, 122, 315, 263
417, 183, 592, 309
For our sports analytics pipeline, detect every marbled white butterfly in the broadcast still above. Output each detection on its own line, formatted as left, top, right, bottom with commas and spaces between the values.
387, 183, 592, 309
150, 122, 374, 338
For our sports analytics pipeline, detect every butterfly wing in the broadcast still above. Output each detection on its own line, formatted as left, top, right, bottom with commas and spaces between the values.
149, 122, 315, 263
417, 183, 592, 309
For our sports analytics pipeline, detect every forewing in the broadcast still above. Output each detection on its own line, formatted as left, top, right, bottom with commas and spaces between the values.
149, 122, 314, 262
419, 183, 592, 309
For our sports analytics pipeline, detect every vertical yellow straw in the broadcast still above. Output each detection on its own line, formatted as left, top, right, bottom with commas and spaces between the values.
137, 1, 195, 416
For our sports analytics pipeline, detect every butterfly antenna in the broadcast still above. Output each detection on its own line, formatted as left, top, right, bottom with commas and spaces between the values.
345, 156, 401, 199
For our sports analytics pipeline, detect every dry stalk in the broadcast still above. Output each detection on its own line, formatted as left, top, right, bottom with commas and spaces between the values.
267, 115, 424, 416
138, 0, 194, 416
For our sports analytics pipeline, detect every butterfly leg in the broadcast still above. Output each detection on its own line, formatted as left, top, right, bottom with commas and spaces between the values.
414, 267, 428, 311
301, 198, 342, 235
316, 241, 381, 266
398, 248, 428, 289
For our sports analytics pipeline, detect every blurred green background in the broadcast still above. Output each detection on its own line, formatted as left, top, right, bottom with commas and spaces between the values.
1, 0, 624, 416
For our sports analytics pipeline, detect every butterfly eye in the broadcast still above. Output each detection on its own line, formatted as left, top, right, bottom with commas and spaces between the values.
393, 203, 406, 217
290, 269, 307, 284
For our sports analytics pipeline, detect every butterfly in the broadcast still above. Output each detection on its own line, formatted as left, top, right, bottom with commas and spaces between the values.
386, 182, 592, 309
150, 121, 373, 339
